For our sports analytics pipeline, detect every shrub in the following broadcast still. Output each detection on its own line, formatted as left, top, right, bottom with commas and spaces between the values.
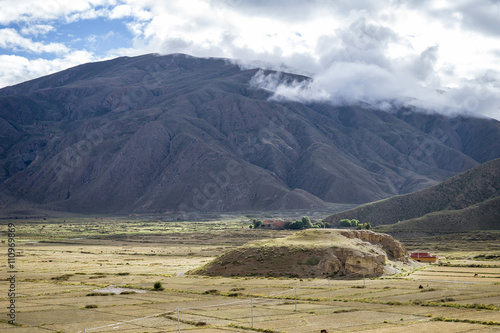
51, 274, 73, 281
86, 292, 114, 296
85, 304, 98, 309
203, 289, 220, 295
153, 281, 164, 291
305, 257, 321, 265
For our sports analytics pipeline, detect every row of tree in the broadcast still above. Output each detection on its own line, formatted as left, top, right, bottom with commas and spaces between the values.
251, 217, 324, 230
338, 219, 371, 230
251, 217, 371, 230
284, 216, 314, 230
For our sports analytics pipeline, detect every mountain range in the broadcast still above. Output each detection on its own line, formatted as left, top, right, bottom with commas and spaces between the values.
0, 53, 499, 214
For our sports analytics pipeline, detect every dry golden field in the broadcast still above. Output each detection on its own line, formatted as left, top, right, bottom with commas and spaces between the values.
1, 218, 499, 332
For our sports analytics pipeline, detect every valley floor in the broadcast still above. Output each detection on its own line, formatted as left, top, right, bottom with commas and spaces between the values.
1, 218, 499, 332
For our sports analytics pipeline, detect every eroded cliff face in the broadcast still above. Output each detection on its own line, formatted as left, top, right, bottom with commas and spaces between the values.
190, 229, 411, 278
338, 230, 409, 261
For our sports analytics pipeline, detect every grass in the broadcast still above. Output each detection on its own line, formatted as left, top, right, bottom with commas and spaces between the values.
86, 292, 114, 296
228, 324, 283, 332
420, 302, 498, 310
432, 317, 500, 326
203, 289, 221, 295
51, 274, 74, 281
1, 219, 499, 332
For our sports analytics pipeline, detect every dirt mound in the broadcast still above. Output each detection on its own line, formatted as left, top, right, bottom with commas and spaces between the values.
189, 229, 410, 278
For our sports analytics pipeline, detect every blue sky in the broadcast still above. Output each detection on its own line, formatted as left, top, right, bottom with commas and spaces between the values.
1, 18, 132, 59
0, 0, 499, 120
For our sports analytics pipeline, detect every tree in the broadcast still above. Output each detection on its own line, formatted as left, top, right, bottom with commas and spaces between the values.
301, 216, 313, 229
283, 217, 314, 230
289, 220, 304, 230
339, 219, 351, 227
283, 220, 303, 230
252, 219, 263, 228
350, 219, 360, 227
364, 222, 372, 230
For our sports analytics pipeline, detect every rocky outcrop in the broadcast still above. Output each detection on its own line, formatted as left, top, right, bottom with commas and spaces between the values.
338, 230, 408, 261
318, 247, 387, 277
190, 229, 411, 278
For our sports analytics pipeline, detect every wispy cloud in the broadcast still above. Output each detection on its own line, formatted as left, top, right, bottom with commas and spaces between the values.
19, 24, 55, 37
0, 28, 68, 54
0, 0, 499, 119
0, 50, 96, 87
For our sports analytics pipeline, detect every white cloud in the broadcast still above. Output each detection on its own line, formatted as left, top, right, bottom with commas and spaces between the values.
0, 51, 98, 87
0, 0, 499, 120
109, 4, 152, 21
0, 28, 68, 54
20, 24, 55, 36
0, 0, 114, 24
250, 70, 329, 103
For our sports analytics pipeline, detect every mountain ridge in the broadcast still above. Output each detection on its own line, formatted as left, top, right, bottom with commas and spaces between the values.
0, 53, 499, 214
324, 158, 500, 231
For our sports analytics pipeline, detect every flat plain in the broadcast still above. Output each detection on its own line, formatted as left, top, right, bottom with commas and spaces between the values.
1, 217, 499, 332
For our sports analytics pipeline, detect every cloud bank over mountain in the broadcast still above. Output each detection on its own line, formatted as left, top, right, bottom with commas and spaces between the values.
0, 0, 499, 119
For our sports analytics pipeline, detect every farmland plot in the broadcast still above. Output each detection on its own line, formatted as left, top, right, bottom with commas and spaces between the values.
1, 219, 499, 332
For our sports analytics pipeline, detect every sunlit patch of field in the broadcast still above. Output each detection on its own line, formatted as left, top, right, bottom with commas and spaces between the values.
1, 219, 499, 332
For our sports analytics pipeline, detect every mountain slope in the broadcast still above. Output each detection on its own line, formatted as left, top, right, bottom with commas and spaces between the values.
381, 196, 500, 234
0, 53, 499, 214
324, 158, 500, 229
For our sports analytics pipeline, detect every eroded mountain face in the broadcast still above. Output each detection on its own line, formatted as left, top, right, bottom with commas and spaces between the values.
0, 54, 498, 213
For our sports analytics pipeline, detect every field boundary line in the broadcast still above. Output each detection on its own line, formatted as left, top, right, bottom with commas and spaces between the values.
83, 309, 176, 332
81, 280, 362, 332
81, 287, 298, 331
